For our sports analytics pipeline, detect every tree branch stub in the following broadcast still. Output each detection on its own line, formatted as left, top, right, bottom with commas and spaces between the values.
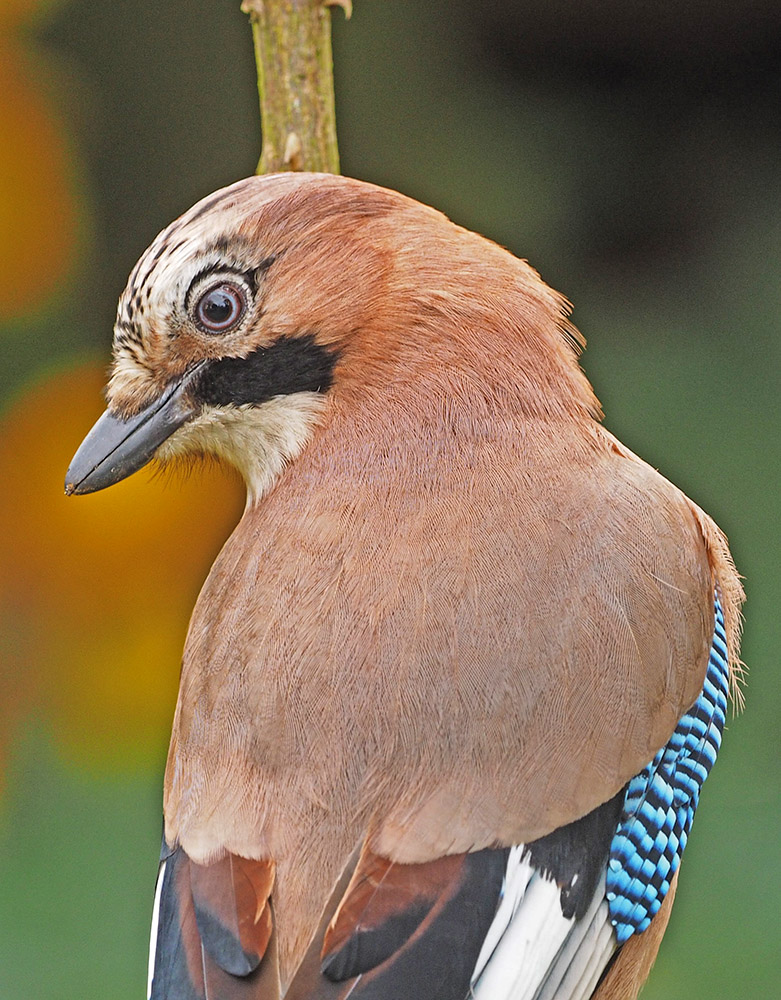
241, 0, 344, 176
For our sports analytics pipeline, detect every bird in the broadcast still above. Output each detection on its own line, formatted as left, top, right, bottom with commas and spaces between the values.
65, 172, 744, 1000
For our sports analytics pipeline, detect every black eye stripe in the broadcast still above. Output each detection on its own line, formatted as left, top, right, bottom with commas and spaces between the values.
195, 334, 339, 408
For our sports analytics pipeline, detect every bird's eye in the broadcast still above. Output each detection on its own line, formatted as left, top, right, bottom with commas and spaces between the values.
194, 282, 246, 333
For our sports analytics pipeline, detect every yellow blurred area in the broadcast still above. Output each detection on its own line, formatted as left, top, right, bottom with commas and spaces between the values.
49, 613, 190, 768
0, 33, 80, 321
0, 364, 244, 770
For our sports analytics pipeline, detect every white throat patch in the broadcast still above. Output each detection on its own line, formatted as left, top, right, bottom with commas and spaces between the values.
156, 391, 328, 504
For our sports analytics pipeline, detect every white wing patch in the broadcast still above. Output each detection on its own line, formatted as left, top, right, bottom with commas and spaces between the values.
147, 858, 167, 1000
470, 851, 618, 1000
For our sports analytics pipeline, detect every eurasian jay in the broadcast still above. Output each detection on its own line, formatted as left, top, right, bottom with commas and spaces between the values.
65, 173, 744, 1000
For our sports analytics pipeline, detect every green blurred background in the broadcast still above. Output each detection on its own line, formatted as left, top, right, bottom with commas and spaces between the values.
1, 1, 778, 997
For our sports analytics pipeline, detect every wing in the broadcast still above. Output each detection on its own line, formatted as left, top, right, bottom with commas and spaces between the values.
281, 598, 731, 1000
150, 598, 729, 999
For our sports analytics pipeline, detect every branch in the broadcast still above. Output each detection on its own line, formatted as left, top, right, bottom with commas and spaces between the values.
242, 0, 350, 175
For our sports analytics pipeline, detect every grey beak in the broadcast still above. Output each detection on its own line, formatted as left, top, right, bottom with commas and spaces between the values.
65, 366, 204, 495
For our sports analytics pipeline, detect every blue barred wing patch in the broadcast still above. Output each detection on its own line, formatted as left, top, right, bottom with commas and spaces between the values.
606, 596, 729, 944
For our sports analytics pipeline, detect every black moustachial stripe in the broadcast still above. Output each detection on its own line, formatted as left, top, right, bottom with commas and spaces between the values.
196, 333, 338, 408
524, 787, 626, 920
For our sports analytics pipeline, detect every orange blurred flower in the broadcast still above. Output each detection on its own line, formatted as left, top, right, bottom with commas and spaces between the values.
0, 0, 65, 29
0, 1, 82, 322
0, 364, 244, 777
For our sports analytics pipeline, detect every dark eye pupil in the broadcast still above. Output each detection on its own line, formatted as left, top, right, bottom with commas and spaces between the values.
204, 292, 233, 322
196, 283, 245, 332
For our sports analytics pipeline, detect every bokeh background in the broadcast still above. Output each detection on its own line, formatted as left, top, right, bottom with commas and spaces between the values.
1, 1, 778, 997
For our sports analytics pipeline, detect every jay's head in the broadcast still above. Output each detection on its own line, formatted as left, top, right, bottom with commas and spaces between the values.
66, 173, 599, 500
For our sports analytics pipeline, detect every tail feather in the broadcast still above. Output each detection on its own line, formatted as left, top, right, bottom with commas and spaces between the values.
190, 854, 275, 976
148, 844, 278, 1000
288, 846, 508, 1000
